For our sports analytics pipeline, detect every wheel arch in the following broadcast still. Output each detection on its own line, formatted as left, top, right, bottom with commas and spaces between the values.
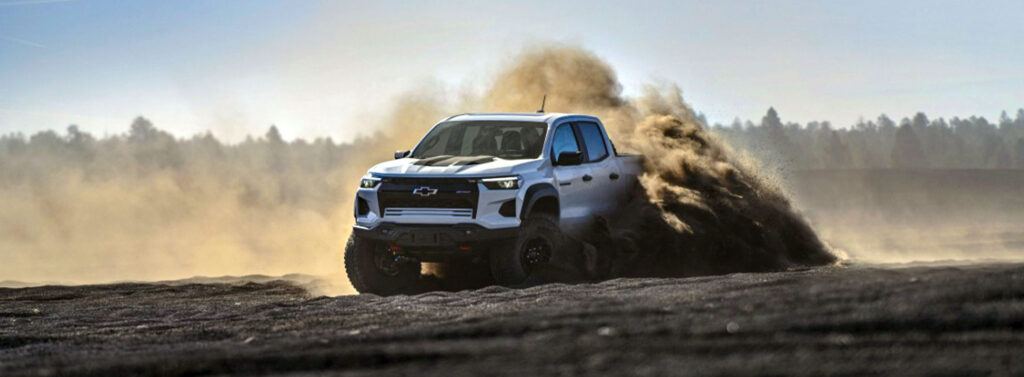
521, 183, 559, 220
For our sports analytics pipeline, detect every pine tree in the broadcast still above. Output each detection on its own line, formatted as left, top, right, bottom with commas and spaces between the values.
891, 124, 928, 168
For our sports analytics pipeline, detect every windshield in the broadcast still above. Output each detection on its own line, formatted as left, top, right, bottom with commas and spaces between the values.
411, 121, 547, 159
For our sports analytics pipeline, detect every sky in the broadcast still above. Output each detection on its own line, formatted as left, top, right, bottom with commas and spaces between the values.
1, 0, 1023, 142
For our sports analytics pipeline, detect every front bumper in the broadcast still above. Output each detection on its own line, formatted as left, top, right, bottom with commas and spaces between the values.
354, 180, 523, 229
352, 223, 518, 260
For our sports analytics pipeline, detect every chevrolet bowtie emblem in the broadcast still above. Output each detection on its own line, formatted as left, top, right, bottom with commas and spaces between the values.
412, 186, 438, 197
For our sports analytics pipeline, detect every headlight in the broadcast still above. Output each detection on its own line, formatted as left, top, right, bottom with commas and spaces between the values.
359, 177, 380, 189
481, 176, 520, 190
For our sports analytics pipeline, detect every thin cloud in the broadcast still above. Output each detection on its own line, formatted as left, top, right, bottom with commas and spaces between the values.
0, 35, 45, 48
0, 0, 79, 7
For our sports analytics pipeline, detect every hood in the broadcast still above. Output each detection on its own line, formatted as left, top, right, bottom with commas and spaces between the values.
368, 156, 543, 177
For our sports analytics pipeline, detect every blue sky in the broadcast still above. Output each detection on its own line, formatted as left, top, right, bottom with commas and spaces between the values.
1, 0, 1022, 141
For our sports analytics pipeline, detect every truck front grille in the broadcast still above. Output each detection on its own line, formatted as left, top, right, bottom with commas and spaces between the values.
377, 177, 479, 218
383, 208, 474, 218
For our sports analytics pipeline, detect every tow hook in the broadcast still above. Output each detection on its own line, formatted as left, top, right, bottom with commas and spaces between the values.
386, 245, 417, 264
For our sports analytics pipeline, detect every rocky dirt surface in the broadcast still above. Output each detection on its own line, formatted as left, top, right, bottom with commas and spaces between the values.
2, 263, 1023, 376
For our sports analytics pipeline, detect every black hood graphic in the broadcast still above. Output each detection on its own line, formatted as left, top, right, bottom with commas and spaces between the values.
413, 155, 496, 166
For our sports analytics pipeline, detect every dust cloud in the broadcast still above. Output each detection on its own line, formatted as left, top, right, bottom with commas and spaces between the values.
475, 46, 836, 280
2, 44, 840, 293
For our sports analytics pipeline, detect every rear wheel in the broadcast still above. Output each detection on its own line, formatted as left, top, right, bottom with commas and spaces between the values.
344, 234, 421, 295
490, 214, 563, 286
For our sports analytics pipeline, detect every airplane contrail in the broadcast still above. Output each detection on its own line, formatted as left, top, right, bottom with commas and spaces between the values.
0, 35, 45, 48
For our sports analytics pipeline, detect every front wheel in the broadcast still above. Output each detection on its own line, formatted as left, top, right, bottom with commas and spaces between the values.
490, 214, 564, 286
344, 233, 422, 295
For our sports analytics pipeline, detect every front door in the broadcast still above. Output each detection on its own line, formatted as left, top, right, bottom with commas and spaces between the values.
550, 123, 591, 231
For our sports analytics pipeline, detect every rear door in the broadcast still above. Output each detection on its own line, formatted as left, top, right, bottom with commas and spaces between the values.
575, 121, 622, 216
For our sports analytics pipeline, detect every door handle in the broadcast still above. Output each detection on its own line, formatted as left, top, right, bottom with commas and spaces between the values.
582, 174, 593, 182
609, 173, 620, 180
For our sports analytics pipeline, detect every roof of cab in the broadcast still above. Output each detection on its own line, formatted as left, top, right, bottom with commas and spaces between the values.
444, 112, 593, 123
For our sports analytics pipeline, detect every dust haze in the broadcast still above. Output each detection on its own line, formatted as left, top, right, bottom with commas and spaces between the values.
3, 44, 1020, 292
786, 169, 1024, 264
714, 105, 1024, 264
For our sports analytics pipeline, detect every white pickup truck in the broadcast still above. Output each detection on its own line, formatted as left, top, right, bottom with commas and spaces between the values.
347, 113, 642, 294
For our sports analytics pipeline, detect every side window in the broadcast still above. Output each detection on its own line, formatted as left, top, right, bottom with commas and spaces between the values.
577, 122, 609, 161
551, 124, 580, 163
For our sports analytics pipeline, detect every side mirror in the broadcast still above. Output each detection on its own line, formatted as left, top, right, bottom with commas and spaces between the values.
555, 151, 583, 166
394, 150, 410, 159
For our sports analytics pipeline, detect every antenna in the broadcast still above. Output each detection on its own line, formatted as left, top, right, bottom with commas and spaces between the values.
536, 94, 547, 113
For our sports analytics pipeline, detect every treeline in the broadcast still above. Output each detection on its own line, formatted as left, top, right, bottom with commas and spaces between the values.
5, 110, 1024, 178
0, 117, 364, 214
712, 108, 1024, 170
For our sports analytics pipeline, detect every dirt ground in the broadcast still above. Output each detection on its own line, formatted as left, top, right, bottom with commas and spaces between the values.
2, 263, 1023, 376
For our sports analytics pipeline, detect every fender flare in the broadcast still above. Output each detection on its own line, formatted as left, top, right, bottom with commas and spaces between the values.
520, 183, 559, 220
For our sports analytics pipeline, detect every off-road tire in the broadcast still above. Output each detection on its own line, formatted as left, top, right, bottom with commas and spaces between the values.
490, 214, 564, 286
344, 233, 421, 295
